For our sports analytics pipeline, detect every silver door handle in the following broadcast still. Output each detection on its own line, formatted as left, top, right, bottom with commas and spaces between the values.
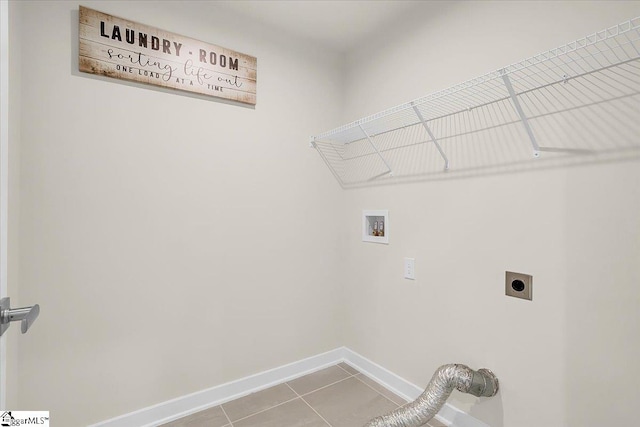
0, 297, 40, 336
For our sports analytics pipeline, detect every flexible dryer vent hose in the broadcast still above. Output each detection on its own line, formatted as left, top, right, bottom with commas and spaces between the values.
364, 364, 499, 427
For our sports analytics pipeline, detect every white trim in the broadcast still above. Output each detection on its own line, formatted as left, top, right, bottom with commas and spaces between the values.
89, 348, 347, 427
342, 347, 422, 403
437, 404, 490, 427
90, 347, 488, 427
343, 348, 489, 427
0, 0, 10, 410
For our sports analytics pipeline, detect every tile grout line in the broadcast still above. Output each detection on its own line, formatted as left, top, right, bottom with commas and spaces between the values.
285, 382, 334, 427
339, 364, 420, 422
298, 372, 358, 398
335, 363, 354, 376
162, 363, 436, 427
219, 405, 234, 427
295, 365, 412, 426
219, 366, 354, 425
352, 373, 409, 408
225, 395, 300, 424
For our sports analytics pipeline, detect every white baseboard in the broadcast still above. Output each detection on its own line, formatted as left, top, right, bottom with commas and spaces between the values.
341, 348, 488, 427
89, 347, 347, 427
90, 347, 488, 427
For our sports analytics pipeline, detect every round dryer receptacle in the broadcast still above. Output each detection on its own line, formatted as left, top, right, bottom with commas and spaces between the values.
511, 279, 526, 292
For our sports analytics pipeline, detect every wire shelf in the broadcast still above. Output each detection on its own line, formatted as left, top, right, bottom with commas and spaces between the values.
311, 17, 640, 188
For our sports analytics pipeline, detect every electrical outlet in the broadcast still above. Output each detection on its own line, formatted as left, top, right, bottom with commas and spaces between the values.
404, 258, 415, 280
505, 271, 532, 300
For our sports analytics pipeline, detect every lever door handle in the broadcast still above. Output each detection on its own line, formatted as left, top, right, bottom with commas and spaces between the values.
0, 297, 40, 336
11, 304, 40, 333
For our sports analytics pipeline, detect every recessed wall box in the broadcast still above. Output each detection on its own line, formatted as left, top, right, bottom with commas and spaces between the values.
505, 271, 533, 301
363, 210, 389, 244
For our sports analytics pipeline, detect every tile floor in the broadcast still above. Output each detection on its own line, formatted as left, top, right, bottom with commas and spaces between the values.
160, 363, 446, 427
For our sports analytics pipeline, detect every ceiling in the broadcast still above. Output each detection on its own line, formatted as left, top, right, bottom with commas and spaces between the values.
212, 1, 437, 52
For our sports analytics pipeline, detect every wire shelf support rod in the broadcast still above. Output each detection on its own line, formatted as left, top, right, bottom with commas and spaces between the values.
411, 103, 450, 170
500, 69, 541, 157
359, 123, 394, 176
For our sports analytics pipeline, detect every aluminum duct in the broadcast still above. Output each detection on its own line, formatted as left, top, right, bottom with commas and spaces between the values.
364, 364, 499, 427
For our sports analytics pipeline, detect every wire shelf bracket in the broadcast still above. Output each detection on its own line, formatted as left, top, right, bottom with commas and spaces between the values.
359, 123, 394, 177
500, 69, 541, 157
411, 102, 450, 170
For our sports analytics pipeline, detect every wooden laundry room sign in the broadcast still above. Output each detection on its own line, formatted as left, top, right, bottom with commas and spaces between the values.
78, 6, 257, 105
